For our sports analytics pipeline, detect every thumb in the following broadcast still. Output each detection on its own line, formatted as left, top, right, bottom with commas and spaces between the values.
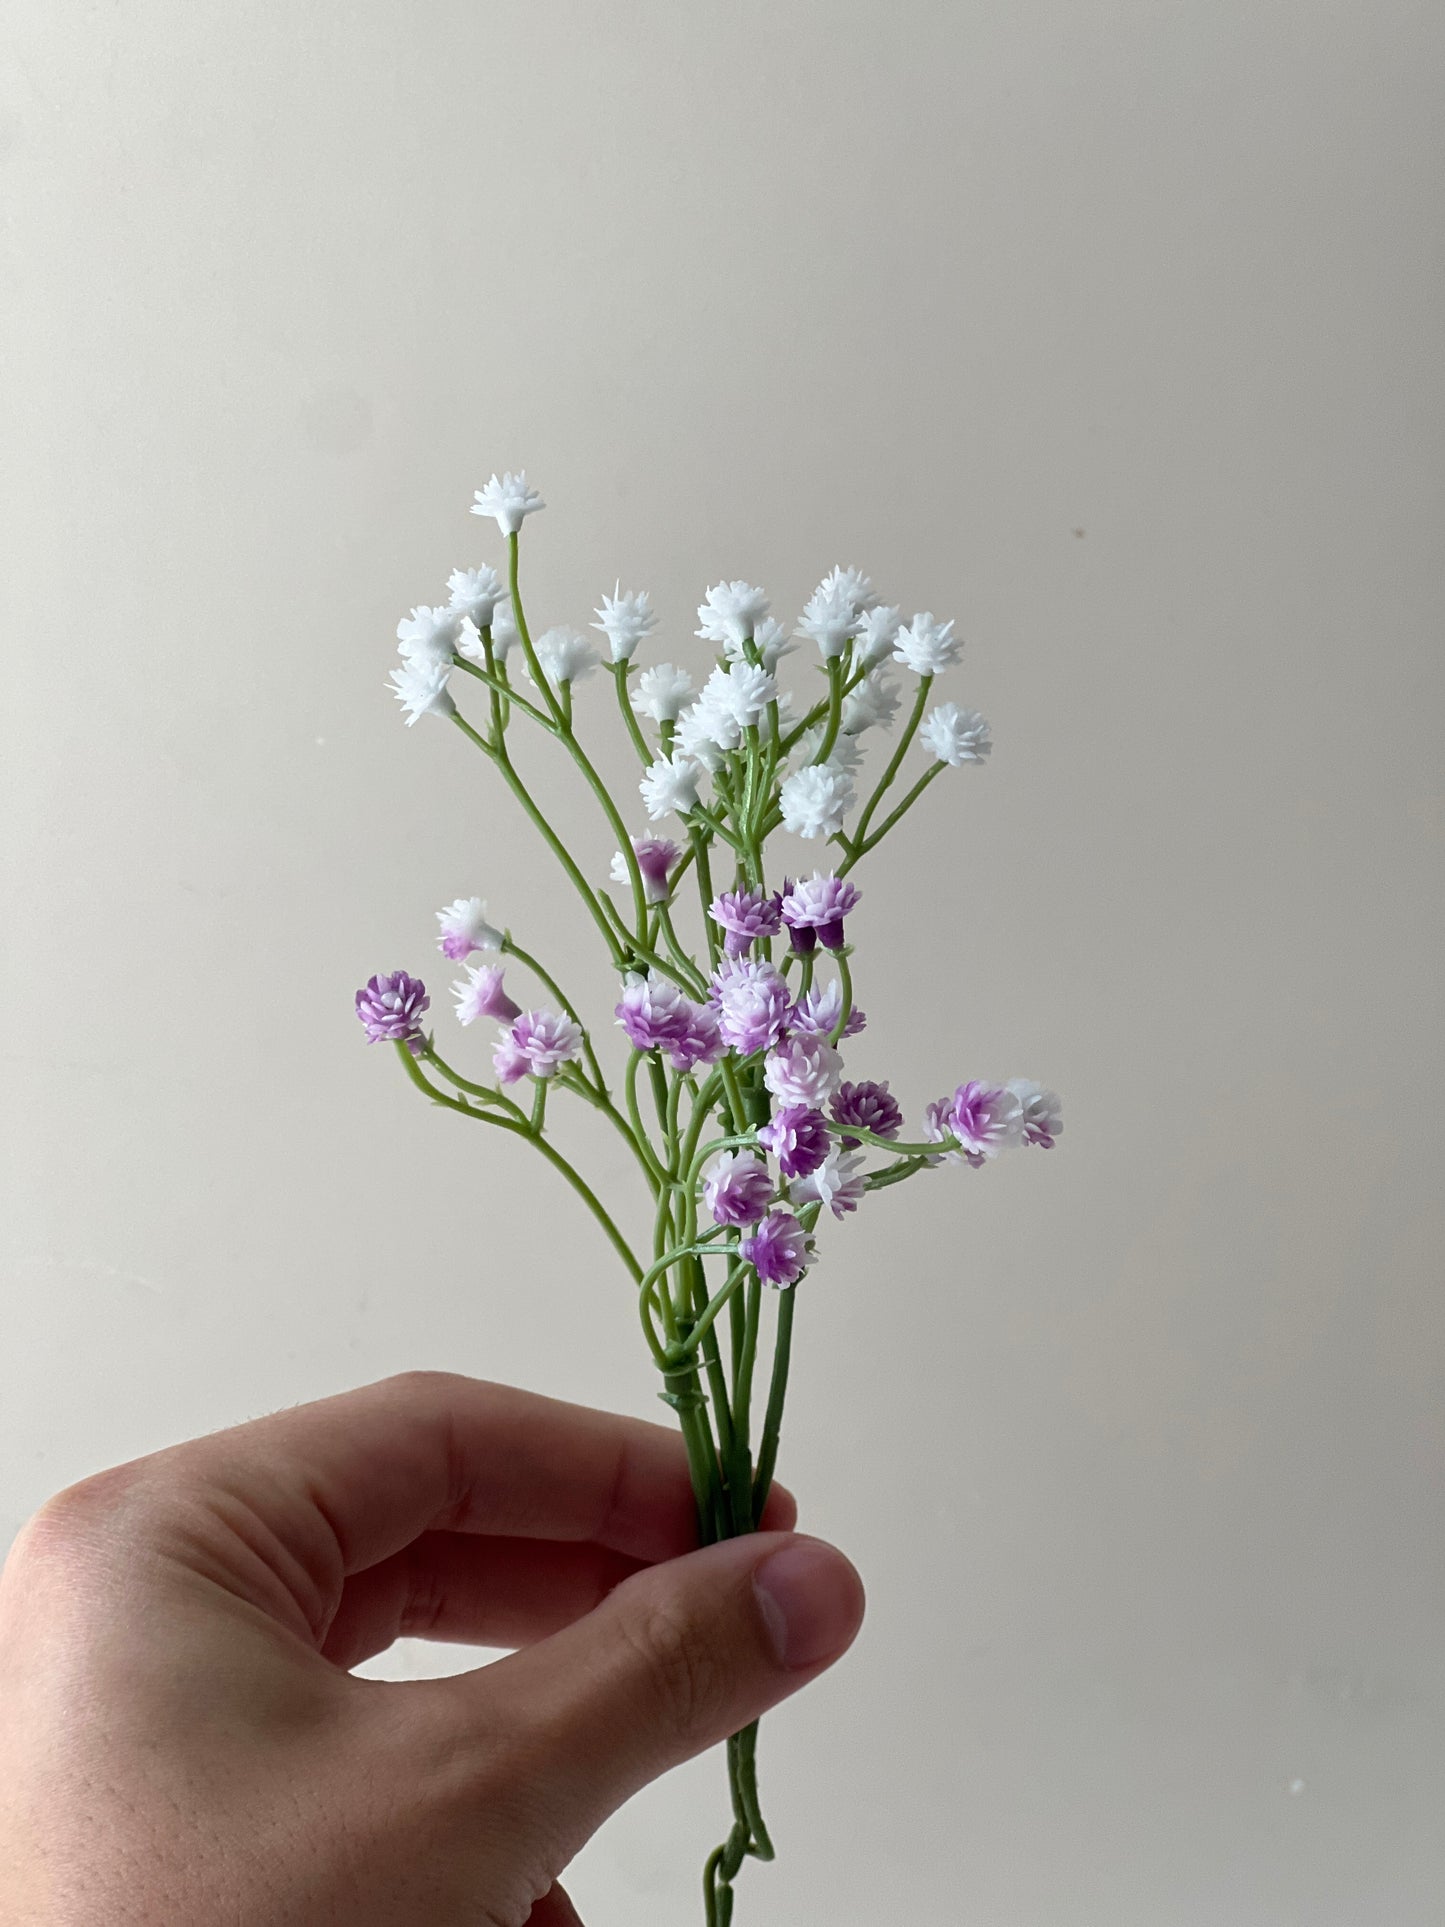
461, 1531, 863, 1859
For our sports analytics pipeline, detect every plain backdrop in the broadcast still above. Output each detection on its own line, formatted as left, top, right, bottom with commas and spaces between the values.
3, 4, 1443, 1922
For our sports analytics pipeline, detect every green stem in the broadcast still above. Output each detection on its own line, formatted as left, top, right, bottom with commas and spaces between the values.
502, 937, 608, 1094
848, 673, 931, 850
613, 660, 653, 764
751, 1283, 796, 1524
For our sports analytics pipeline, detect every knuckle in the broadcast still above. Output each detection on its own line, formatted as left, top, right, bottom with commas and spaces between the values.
622, 1593, 729, 1741
4, 1465, 147, 1590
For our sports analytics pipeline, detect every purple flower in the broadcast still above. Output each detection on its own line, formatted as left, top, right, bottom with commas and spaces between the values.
709, 887, 783, 958
355, 971, 429, 1052
789, 980, 866, 1039
763, 1033, 843, 1107
1006, 1078, 1063, 1148
612, 837, 680, 905
451, 963, 522, 1026
791, 1148, 867, 1219
739, 1210, 813, 1288
832, 1079, 903, 1146
710, 957, 791, 1056
948, 1080, 1025, 1160
923, 1096, 975, 1167
779, 872, 860, 952
702, 1151, 774, 1228
615, 975, 722, 1072
756, 1104, 830, 1180
496, 1010, 584, 1083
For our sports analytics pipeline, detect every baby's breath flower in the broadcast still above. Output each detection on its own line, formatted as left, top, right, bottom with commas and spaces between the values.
893, 612, 962, 676
640, 755, 703, 820
451, 962, 521, 1026
778, 762, 854, 838
1005, 1079, 1063, 1148
611, 836, 680, 904
396, 605, 463, 668
592, 585, 658, 663
851, 605, 902, 668
763, 1032, 843, 1107
355, 971, 429, 1049
920, 703, 991, 765
446, 566, 505, 631
794, 582, 860, 660
790, 1147, 867, 1219
842, 671, 901, 735
631, 663, 695, 723
470, 470, 545, 535
488, 596, 519, 660
435, 897, 503, 960
388, 659, 455, 725
724, 617, 795, 672
697, 580, 770, 648
817, 565, 878, 615
527, 627, 600, 689
794, 727, 864, 777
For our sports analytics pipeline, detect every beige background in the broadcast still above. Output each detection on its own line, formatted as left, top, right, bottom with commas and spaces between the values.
4, 3, 1443, 1921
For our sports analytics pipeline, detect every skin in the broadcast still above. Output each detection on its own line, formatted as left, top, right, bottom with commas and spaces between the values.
0, 1371, 864, 1926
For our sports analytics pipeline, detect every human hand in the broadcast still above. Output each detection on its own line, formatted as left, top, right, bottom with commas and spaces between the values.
0, 1371, 864, 1925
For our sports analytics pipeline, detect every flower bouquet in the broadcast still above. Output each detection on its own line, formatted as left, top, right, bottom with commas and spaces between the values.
357, 472, 1060, 1922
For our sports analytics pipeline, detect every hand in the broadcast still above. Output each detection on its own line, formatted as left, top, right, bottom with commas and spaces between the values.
0, 1371, 864, 1925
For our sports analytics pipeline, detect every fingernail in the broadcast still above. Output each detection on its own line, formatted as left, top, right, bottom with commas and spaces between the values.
752, 1537, 863, 1671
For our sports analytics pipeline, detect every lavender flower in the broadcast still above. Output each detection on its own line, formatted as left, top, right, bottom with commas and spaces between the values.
780, 872, 860, 952
615, 976, 721, 1072
499, 1010, 584, 1082
710, 957, 791, 1056
709, 887, 783, 958
790, 980, 866, 1038
832, 1079, 903, 1146
435, 897, 503, 961
611, 837, 680, 904
739, 1210, 813, 1288
471, 470, 544, 535
756, 1104, 830, 1180
949, 1080, 1025, 1160
355, 971, 429, 1051
451, 963, 521, 1026
702, 1151, 774, 1228
791, 1148, 867, 1219
592, 585, 657, 663
1005, 1079, 1063, 1149
764, 1033, 843, 1107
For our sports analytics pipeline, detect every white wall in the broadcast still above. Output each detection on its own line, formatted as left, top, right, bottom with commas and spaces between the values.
3, 4, 1443, 1920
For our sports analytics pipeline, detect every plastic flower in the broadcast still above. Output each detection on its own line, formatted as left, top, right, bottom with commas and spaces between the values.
763, 1033, 843, 1107
697, 580, 770, 647
702, 1151, 774, 1229
923, 1096, 967, 1166
791, 1147, 867, 1219
528, 626, 600, 689
355, 971, 429, 1049
615, 976, 721, 1072
500, 1010, 584, 1081
451, 962, 521, 1026
709, 660, 777, 729
446, 566, 506, 631
591, 585, 657, 663
948, 1080, 1025, 1160
920, 703, 991, 766
832, 1079, 903, 1145
789, 980, 866, 1038
710, 957, 791, 1055
435, 897, 503, 960
778, 763, 855, 838
639, 755, 703, 820
779, 873, 860, 952
632, 663, 695, 723
471, 471, 544, 535
817, 565, 878, 615
893, 612, 962, 676
709, 887, 783, 958
388, 659, 455, 725
488, 597, 519, 659
396, 605, 463, 668
851, 605, 902, 668
739, 1210, 813, 1287
794, 727, 864, 778
611, 837, 679, 904
724, 616, 795, 672
1005, 1079, 1063, 1148
756, 1105, 830, 1179
842, 672, 901, 736
794, 582, 860, 660
675, 693, 741, 769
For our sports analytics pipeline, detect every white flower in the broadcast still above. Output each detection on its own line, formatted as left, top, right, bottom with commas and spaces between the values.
701, 661, 776, 731
592, 584, 658, 663
817, 565, 878, 615
436, 897, 503, 957
794, 582, 860, 660
920, 703, 991, 765
527, 626, 600, 689
763, 1033, 843, 1106
842, 671, 901, 735
778, 762, 855, 838
387, 659, 455, 725
675, 696, 739, 769
1004, 1079, 1063, 1148
852, 605, 902, 668
697, 580, 770, 647
640, 756, 703, 819
724, 616, 795, 672
446, 566, 505, 631
631, 662, 695, 722
396, 605, 463, 668
790, 1147, 867, 1219
893, 611, 962, 675
488, 596, 519, 660
470, 470, 545, 535
794, 726, 864, 777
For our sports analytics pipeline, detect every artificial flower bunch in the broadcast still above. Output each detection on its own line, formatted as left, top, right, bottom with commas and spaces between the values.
358, 471, 1060, 1924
